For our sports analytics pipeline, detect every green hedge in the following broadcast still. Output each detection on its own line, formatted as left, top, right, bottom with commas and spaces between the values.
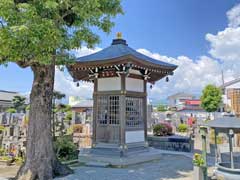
153, 123, 173, 136
177, 124, 188, 132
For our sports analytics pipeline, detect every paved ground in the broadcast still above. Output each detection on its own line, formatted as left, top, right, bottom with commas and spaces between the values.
0, 131, 215, 180
0, 164, 19, 179
56, 154, 194, 180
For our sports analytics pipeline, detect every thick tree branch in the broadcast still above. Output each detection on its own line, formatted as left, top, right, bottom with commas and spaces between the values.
16, 60, 33, 68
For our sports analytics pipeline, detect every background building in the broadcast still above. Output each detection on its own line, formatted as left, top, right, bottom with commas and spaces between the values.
221, 77, 240, 117
0, 90, 20, 112
167, 92, 195, 110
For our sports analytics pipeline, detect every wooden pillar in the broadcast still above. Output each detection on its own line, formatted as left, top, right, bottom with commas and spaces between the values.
143, 80, 148, 143
92, 77, 98, 147
120, 73, 126, 150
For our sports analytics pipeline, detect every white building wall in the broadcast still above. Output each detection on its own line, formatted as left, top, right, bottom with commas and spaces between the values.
97, 77, 121, 91
126, 78, 144, 92
125, 130, 144, 143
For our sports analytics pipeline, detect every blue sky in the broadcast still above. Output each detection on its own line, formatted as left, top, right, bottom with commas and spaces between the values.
1, 0, 240, 101
98, 0, 238, 58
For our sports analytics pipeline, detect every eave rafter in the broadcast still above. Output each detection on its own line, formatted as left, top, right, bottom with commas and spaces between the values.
67, 55, 176, 83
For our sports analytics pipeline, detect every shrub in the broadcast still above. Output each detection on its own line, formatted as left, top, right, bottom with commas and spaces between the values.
6, 108, 17, 113
193, 153, 205, 167
0, 148, 6, 156
0, 156, 11, 161
54, 135, 78, 161
177, 124, 188, 132
153, 123, 173, 136
72, 124, 83, 133
15, 156, 24, 165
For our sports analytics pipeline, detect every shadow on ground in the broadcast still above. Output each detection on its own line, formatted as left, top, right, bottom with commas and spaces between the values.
56, 154, 193, 180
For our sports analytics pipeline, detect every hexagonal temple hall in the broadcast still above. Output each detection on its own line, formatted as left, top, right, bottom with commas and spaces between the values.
68, 34, 177, 160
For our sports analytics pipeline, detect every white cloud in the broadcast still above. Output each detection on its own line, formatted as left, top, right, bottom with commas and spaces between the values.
54, 47, 101, 100
206, 27, 240, 62
72, 46, 102, 57
137, 49, 224, 99
227, 3, 240, 28
206, 3, 240, 82
54, 3, 240, 101
54, 68, 93, 99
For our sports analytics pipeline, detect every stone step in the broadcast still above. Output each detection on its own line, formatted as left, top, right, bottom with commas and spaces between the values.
127, 146, 149, 155
85, 161, 110, 167
90, 147, 122, 156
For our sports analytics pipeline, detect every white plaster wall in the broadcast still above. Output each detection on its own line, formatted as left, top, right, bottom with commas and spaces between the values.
98, 77, 121, 91
125, 130, 144, 143
126, 78, 144, 92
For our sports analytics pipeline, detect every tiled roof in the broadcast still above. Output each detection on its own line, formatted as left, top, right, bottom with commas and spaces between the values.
167, 92, 194, 99
76, 39, 177, 68
0, 90, 19, 102
220, 77, 240, 89
185, 100, 201, 105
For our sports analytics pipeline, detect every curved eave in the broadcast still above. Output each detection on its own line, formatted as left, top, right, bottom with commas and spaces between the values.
69, 54, 177, 71
68, 55, 177, 83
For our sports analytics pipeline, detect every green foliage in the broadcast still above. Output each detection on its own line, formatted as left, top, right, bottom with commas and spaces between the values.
193, 153, 205, 167
0, 148, 7, 156
157, 104, 167, 112
65, 111, 72, 121
0, 125, 5, 132
66, 126, 73, 135
0, 155, 11, 161
14, 156, 24, 165
153, 123, 173, 136
12, 95, 26, 112
56, 104, 71, 113
53, 91, 65, 100
177, 124, 188, 132
6, 108, 17, 113
201, 84, 222, 112
25, 104, 30, 111
54, 135, 78, 161
0, 0, 123, 66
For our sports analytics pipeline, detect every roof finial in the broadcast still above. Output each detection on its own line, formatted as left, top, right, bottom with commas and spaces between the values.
116, 32, 122, 39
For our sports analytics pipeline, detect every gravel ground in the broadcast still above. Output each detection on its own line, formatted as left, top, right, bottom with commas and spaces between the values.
56, 154, 194, 180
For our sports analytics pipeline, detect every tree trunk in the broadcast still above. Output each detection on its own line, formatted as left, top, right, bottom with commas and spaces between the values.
52, 98, 56, 141
16, 64, 73, 180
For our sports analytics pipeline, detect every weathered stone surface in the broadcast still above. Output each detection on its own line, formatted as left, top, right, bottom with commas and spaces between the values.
147, 135, 194, 152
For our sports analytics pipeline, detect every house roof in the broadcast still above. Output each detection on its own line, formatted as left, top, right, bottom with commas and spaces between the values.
76, 39, 176, 68
220, 77, 240, 89
68, 37, 177, 83
0, 90, 19, 102
185, 100, 201, 105
167, 92, 194, 100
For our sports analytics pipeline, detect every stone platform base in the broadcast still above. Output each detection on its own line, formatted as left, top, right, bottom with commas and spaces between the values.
79, 147, 171, 167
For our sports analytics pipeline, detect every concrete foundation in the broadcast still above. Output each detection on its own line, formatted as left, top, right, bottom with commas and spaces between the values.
78, 147, 193, 167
